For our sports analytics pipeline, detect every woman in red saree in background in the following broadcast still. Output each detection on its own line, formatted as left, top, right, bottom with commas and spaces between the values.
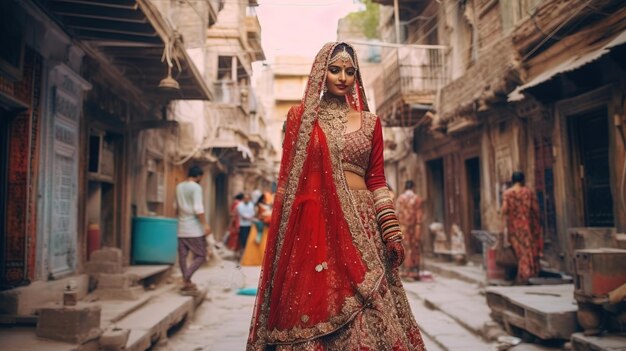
226, 193, 244, 255
396, 180, 424, 281
247, 42, 426, 351
501, 171, 543, 284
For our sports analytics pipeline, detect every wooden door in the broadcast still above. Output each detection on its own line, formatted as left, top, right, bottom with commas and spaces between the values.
570, 109, 614, 227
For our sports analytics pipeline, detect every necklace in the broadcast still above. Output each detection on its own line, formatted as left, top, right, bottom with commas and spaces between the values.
317, 94, 349, 151
317, 94, 349, 121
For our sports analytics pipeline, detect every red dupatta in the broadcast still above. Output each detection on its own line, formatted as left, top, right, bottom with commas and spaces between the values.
247, 42, 384, 350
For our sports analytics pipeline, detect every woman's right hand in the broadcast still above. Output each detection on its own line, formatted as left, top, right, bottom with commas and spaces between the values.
386, 241, 405, 268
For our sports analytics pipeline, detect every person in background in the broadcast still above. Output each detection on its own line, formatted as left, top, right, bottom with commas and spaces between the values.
240, 192, 273, 266
396, 180, 424, 281
500, 171, 543, 284
236, 193, 255, 255
176, 165, 211, 292
226, 193, 245, 256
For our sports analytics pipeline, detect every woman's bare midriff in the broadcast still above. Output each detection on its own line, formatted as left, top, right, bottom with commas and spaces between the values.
345, 171, 367, 190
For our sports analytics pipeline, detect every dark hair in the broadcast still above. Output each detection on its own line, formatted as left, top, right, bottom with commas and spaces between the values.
330, 43, 356, 63
188, 165, 204, 178
511, 171, 525, 185
234, 193, 244, 200
256, 194, 266, 206
405, 180, 415, 190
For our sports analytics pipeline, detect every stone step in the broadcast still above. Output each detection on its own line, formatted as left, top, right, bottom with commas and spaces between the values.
124, 265, 172, 287
99, 283, 175, 325
404, 276, 496, 340
406, 289, 495, 351
114, 286, 208, 351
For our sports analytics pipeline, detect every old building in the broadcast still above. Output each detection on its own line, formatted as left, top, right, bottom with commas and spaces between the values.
0, 0, 211, 309
372, 0, 626, 270
157, 0, 272, 240
255, 55, 310, 172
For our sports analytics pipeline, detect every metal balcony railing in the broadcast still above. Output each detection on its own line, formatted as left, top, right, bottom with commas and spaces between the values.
375, 45, 448, 109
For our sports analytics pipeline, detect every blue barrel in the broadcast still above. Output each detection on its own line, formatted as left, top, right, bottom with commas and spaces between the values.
132, 216, 178, 264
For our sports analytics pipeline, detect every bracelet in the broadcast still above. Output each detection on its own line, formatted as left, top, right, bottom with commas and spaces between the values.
372, 186, 404, 243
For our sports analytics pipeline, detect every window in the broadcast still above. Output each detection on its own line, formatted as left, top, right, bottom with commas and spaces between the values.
217, 55, 234, 81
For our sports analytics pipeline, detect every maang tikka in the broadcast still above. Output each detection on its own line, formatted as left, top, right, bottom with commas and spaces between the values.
329, 46, 357, 69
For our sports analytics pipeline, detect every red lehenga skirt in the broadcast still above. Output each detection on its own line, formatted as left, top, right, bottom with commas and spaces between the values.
273, 189, 425, 351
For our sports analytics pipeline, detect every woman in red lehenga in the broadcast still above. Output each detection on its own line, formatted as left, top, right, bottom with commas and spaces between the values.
501, 171, 543, 284
226, 193, 244, 255
247, 42, 426, 351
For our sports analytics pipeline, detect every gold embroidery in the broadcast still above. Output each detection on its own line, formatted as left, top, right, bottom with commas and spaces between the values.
341, 111, 377, 177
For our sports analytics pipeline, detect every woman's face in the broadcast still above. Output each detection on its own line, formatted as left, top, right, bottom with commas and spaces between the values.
325, 56, 356, 97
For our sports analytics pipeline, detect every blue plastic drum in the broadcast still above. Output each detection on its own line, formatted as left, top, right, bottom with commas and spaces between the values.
132, 216, 178, 264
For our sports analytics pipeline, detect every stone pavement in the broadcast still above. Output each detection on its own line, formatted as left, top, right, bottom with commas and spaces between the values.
0, 255, 572, 351
154, 260, 446, 351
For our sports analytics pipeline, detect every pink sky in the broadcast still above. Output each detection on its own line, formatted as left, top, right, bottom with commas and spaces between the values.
256, 0, 361, 61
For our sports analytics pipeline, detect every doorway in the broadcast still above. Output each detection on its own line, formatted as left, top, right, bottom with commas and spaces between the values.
213, 173, 229, 241
0, 109, 10, 287
427, 158, 445, 224
569, 108, 614, 227
465, 157, 482, 254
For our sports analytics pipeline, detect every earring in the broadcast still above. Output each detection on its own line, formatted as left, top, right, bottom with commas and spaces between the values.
323, 84, 328, 95
351, 86, 359, 108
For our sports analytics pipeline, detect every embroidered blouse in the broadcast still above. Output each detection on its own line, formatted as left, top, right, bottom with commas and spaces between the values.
341, 111, 386, 191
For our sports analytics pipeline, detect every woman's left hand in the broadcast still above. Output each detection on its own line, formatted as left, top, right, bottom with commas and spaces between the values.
386, 241, 405, 268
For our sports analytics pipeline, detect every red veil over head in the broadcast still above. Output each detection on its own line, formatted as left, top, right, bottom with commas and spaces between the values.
247, 42, 385, 350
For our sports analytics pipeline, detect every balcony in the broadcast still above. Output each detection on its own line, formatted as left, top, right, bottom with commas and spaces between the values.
207, 104, 254, 164
373, 45, 448, 127
245, 7, 265, 61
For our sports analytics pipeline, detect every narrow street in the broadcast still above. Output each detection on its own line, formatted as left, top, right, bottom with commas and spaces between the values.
153, 260, 447, 351
153, 258, 560, 351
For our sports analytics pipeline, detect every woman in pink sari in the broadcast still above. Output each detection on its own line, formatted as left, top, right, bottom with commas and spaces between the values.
246, 42, 426, 351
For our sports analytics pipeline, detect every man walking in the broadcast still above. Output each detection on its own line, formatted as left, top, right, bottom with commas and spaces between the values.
396, 180, 424, 281
176, 165, 211, 292
236, 193, 255, 253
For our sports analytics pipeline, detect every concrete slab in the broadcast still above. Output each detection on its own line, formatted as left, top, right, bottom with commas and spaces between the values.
125, 265, 171, 281
404, 275, 493, 339
0, 274, 89, 316
571, 333, 626, 351
406, 289, 495, 351
486, 284, 579, 340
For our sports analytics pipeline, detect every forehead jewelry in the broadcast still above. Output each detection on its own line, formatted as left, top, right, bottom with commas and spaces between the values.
328, 46, 357, 69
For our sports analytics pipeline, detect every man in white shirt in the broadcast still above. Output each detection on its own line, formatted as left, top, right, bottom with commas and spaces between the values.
236, 193, 255, 251
176, 165, 211, 292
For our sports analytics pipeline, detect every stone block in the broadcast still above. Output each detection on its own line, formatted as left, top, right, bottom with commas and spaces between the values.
99, 327, 130, 351
98, 273, 136, 290
36, 304, 102, 343
90, 247, 123, 264
85, 261, 122, 275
